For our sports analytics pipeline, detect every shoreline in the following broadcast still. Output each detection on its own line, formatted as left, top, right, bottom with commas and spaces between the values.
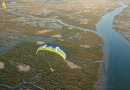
94, 41, 108, 90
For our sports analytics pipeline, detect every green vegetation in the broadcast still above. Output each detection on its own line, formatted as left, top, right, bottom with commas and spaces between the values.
0, 1, 115, 89
0, 11, 102, 89
0, 26, 102, 89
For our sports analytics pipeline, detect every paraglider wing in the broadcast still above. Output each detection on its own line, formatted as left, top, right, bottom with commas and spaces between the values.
1, 1, 7, 9
36, 44, 66, 60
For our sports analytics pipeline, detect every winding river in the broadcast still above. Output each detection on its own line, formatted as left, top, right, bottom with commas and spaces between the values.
96, 3, 130, 90
58, 3, 130, 90
0, 3, 129, 90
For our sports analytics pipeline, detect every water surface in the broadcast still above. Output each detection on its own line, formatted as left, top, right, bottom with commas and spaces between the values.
96, 3, 130, 90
